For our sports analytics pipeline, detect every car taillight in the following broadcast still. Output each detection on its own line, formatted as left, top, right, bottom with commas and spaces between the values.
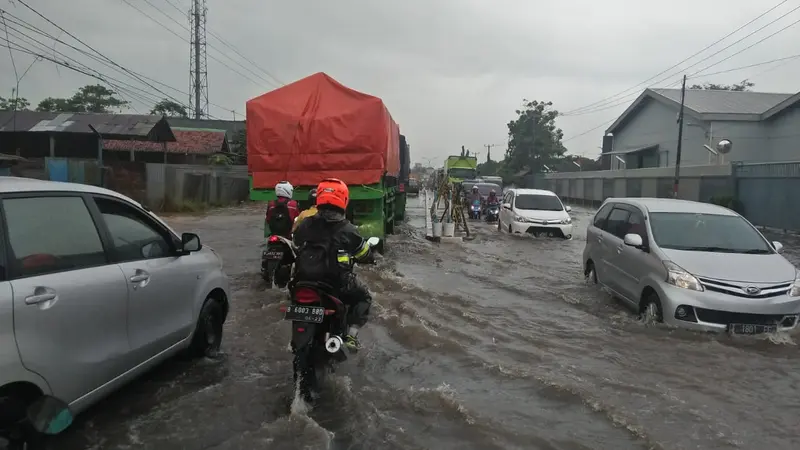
294, 287, 320, 304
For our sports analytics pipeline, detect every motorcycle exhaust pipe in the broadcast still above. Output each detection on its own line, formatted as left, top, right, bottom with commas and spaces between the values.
325, 336, 344, 353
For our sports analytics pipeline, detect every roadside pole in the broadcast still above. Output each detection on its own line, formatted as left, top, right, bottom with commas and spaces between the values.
672, 75, 687, 198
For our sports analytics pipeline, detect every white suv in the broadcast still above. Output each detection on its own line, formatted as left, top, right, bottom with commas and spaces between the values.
498, 188, 573, 239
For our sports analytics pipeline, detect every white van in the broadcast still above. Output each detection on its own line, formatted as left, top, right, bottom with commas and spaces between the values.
498, 188, 573, 239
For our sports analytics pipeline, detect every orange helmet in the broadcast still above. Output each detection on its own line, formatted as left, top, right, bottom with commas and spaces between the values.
316, 178, 349, 210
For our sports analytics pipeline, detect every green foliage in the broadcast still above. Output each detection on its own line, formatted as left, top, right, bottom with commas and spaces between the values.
208, 154, 232, 166
150, 99, 189, 117
689, 80, 754, 91
506, 99, 566, 176
36, 84, 128, 113
0, 96, 30, 111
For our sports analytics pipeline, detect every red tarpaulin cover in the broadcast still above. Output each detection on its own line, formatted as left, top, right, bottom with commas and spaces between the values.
247, 72, 400, 189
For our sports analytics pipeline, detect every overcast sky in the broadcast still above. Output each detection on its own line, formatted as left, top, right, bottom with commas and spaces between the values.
2, 0, 800, 164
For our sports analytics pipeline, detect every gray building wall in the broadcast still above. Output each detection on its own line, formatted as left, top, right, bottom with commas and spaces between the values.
608, 97, 800, 168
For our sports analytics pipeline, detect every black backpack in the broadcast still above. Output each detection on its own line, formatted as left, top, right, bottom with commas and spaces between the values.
268, 200, 292, 237
294, 221, 347, 284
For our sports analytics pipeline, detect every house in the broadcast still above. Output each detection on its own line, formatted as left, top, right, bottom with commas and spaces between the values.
103, 127, 230, 164
166, 117, 245, 151
602, 88, 800, 170
0, 111, 175, 160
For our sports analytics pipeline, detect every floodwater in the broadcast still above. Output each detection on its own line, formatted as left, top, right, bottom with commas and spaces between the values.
52, 196, 800, 450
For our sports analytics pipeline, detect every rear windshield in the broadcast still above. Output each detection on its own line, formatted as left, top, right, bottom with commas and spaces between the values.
514, 194, 563, 211
449, 168, 477, 179
649, 212, 772, 253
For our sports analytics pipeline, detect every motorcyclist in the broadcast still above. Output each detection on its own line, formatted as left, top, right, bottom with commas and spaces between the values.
266, 181, 300, 239
468, 185, 483, 208
292, 178, 374, 351
292, 188, 318, 232
486, 189, 500, 206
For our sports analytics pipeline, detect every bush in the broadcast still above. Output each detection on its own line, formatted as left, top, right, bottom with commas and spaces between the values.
709, 195, 745, 215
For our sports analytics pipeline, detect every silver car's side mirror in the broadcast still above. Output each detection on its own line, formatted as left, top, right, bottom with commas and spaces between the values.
773, 241, 784, 253
623, 233, 644, 248
366, 237, 380, 247
565, 205, 572, 212
502, 202, 511, 209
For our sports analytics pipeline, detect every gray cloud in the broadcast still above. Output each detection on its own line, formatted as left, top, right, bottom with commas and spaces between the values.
2, 0, 799, 163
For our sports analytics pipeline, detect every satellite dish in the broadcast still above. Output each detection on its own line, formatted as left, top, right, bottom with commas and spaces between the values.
716, 139, 732, 155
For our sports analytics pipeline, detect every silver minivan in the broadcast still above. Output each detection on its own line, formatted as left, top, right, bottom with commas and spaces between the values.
0, 177, 229, 438
583, 197, 800, 334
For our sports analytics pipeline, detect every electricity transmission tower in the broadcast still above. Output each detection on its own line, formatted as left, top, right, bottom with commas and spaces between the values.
189, 0, 209, 119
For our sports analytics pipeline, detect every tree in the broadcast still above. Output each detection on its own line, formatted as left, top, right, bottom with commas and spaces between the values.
689, 80, 754, 91
506, 99, 566, 175
150, 99, 189, 117
0, 96, 30, 111
36, 84, 128, 113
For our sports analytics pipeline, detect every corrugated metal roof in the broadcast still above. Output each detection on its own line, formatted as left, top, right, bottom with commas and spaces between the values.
0, 111, 176, 141
651, 88, 792, 114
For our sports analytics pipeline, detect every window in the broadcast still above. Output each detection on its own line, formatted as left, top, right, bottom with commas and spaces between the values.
3, 196, 107, 277
649, 212, 772, 253
94, 197, 172, 262
448, 168, 477, 180
593, 203, 614, 228
604, 208, 631, 239
626, 210, 648, 244
514, 194, 564, 211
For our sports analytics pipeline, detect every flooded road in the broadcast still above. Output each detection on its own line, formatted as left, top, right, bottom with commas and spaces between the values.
54, 196, 800, 450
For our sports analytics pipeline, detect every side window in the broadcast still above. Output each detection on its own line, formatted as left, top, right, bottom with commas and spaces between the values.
3, 196, 107, 278
625, 210, 649, 246
604, 208, 631, 239
592, 203, 615, 229
93, 197, 172, 262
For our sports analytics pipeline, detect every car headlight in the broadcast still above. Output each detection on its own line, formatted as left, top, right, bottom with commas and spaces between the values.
789, 271, 800, 297
514, 215, 528, 223
664, 261, 703, 291
561, 217, 572, 224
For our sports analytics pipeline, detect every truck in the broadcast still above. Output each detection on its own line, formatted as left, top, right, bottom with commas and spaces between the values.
246, 72, 408, 246
445, 155, 478, 183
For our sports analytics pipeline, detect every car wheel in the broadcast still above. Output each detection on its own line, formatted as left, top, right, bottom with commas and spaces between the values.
188, 297, 225, 358
563, 234, 573, 240
640, 292, 664, 324
585, 261, 598, 284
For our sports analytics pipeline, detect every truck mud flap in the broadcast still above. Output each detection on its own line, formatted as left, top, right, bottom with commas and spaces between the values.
291, 322, 316, 350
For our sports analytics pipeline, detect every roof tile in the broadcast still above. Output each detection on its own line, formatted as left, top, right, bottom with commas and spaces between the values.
104, 129, 226, 154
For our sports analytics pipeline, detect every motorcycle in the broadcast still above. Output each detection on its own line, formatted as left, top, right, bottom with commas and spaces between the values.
485, 203, 500, 223
261, 234, 293, 288
469, 200, 482, 220
0, 395, 73, 449
279, 236, 381, 403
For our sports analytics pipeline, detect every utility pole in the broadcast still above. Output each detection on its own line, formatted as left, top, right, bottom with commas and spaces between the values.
484, 144, 497, 162
672, 75, 687, 198
189, 0, 209, 119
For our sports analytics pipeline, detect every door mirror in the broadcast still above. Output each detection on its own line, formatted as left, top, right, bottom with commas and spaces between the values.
772, 241, 784, 253
181, 233, 202, 253
565, 205, 572, 212
26, 396, 73, 435
502, 202, 511, 210
623, 233, 644, 249
366, 237, 380, 247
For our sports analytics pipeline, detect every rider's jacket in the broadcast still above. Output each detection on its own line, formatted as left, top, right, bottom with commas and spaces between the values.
293, 207, 371, 270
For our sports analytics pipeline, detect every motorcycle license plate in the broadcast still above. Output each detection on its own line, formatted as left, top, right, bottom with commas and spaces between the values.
284, 305, 325, 323
263, 250, 283, 260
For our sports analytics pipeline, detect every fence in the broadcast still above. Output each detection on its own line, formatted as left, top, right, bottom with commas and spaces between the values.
525, 161, 800, 232
10, 158, 250, 211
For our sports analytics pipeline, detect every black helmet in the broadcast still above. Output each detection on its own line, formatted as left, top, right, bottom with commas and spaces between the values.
309, 188, 317, 198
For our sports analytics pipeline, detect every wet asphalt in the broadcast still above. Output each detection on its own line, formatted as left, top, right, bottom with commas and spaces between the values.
51, 196, 800, 450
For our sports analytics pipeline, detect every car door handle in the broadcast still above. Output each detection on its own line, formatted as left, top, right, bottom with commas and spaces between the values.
130, 274, 150, 283
25, 293, 56, 305
616, 245, 624, 254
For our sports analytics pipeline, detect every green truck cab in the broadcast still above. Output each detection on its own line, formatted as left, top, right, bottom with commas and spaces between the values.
445, 155, 478, 184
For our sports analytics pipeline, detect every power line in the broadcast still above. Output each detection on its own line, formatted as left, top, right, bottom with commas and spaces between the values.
119, 0, 275, 89
1, 5, 235, 118
561, 0, 792, 115
163, 0, 284, 87
565, 3, 800, 117
692, 52, 800, 78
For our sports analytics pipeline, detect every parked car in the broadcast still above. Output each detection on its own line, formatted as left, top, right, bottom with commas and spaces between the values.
497, 188, 573, 239
0, 177, 229, 438
583, 197, 800, 334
